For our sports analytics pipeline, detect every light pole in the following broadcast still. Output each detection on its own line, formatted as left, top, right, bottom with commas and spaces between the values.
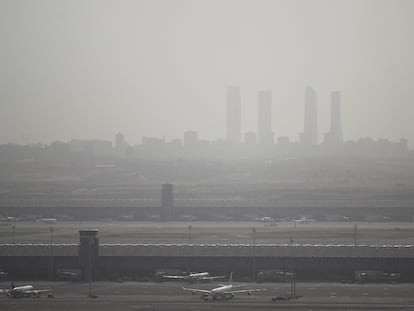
188, 225, 192, 244
252, 227, 256, 281
49, 226, 54, 281
353, 224, 358, 246
88, 237, 93, 298
290, 272, 296, 298
11, 225, 15, 244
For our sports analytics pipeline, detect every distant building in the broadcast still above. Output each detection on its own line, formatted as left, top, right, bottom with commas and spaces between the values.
257, 90, 274, 145
244, 132, 257, 145
183, 131, 198, 147
399, 138, 408, 151
300, 86, 318, 145
168, 138, 182, 148
68, 139, 113, 156
142, 136, 165, 147
226, 86, 242, 144
115, 132, 125, 149
277, 136, 290, 146
161, 183, 175, 221
324, 91, 343, 145
50, 141, 69, 153
115, 132, 128, 156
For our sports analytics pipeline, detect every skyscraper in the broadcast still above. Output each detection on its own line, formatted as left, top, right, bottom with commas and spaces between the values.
324, 91, 343, 145
257, 90, 274, 145
226, 86, 241, 144
115, 132, 126, 153
300, 86, 318, 145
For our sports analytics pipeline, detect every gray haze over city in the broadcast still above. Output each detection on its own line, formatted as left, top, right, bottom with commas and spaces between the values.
3, 2, 414, 309
1, 0, 414, 146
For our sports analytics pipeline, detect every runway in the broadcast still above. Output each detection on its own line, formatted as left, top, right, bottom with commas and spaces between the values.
1, 281, 414, 310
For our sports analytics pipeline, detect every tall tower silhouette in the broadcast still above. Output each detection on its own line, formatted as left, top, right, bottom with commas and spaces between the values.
226, 86, 241, 144
115, 132, 127, 155
301, 86, 318, 145
324, 91, 343, 145
257, 90, 274, 145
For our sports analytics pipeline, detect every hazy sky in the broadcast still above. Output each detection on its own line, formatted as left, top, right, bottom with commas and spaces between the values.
1, 0, 413, 145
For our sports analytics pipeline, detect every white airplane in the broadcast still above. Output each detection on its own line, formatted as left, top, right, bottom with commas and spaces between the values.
254, 216, 275, 222
183, 273, 264, 301
7, 283, 52, 298
40, 218, 57, 224
293, 216, 316, 224
163, 272, 225, 283
58, 271, 81, 281
0, 216, 18, 222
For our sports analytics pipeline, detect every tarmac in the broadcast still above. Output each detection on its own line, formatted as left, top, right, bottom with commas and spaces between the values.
1, 281, 414, 310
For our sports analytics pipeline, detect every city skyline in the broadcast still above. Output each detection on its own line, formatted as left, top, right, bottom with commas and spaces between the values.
1, 1, 413, 146
3, 83, 410, 150
0, 84, 411, 149
1, 2, 414, 302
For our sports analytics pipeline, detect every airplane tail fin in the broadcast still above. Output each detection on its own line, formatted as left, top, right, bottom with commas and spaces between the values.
229, 272, 233, 283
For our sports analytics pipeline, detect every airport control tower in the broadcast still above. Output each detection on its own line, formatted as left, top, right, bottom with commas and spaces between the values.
78, 229, 99, 282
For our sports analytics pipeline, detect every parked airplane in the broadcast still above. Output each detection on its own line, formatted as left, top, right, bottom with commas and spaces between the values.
293, 216, 316, 224
0, 270, 9, 280
163, 272, 225, 283
7, 282, 52, 298
183, 273, 264, 301
0, 216, 18, 222
58, 270, 81, 281
254, 216, 275, 222
39, 218, 57, 224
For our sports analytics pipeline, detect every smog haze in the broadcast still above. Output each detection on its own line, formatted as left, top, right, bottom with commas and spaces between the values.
0, 0, 413, 145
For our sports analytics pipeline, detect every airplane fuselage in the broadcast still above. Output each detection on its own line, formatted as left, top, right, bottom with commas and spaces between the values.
9, 285, 36, 298
189, 272, 209, 278
199, 285, 236, 300
8, 285, 50, 298
211, 284, 233, 294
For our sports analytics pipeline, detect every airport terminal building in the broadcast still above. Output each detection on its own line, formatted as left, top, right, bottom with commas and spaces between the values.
1, 230, 414, 282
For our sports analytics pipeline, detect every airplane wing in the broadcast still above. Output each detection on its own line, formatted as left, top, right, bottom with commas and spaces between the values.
202, 275, 225, 280
162, 275, 187, 279
182, 287, 210, 294
24, 289, 51, 294
225, 288, 266, 294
